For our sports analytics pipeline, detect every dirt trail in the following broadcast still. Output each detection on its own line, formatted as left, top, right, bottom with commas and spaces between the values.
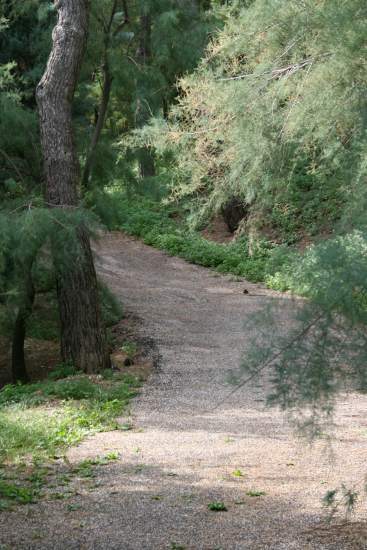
2, 232, 367, 549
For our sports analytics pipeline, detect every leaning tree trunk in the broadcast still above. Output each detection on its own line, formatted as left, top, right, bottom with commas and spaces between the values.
82, 0, 129, 188
36, 0, 110, 373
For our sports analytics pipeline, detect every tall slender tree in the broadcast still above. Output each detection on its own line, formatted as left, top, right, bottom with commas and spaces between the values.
82, 0, 130, 188
36, 0, 110, 373
135, 7, 155, 180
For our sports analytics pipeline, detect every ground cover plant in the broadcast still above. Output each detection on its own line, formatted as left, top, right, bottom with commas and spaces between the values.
0, 449, 122, 511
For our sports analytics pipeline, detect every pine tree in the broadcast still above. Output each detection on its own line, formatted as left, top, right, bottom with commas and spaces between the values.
144, 0, 367, 236
36, 0, 110, 373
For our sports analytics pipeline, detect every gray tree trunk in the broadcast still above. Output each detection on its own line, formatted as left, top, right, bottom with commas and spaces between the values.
36, 0, 110, 373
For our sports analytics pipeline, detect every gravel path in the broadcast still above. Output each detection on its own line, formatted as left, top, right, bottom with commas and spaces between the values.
1, 232, 367, 549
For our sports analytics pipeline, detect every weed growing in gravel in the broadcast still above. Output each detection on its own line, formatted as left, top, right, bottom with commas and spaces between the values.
67, 503, 82, 512
246, 490, 266, 497
105, 451, 120, 461
0, 480, 37, 508
208, 501, 227, 511
72, 453, 120, 479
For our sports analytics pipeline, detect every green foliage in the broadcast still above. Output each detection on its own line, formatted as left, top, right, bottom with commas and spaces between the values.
0, 0, 216, 202
0, 373, 137, 407
80, 0, 215, 188
0, 1, 51, 191
0, 205, 105, 358
141, 0, 367, 242
120, 341, 138, 360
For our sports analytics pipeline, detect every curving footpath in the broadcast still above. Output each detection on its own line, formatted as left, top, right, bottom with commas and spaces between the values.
1, 232, 367, 549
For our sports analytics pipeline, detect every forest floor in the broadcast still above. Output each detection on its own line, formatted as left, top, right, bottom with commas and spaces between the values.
1, 232, 367, 549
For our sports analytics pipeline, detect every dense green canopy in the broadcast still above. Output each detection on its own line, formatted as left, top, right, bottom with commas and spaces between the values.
143, 0, 367, 241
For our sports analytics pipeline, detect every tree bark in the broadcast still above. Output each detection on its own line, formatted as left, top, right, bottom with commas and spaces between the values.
11, 259, 35, 384
36, 0, 110, 373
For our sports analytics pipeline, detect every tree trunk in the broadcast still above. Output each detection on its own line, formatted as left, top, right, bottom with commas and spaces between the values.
55, 226, 110, 373
11, 259, 35, 384
82, 61, 112, 188
135, 11, 155, 180
136, 143, 156, 179
82, 0, 123, 188
36, 0, 110, 373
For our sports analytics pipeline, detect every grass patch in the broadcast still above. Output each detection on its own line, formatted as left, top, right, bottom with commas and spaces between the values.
47, 362, 80, 381
0, 372, 139, 465
0, 451, 123, 510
